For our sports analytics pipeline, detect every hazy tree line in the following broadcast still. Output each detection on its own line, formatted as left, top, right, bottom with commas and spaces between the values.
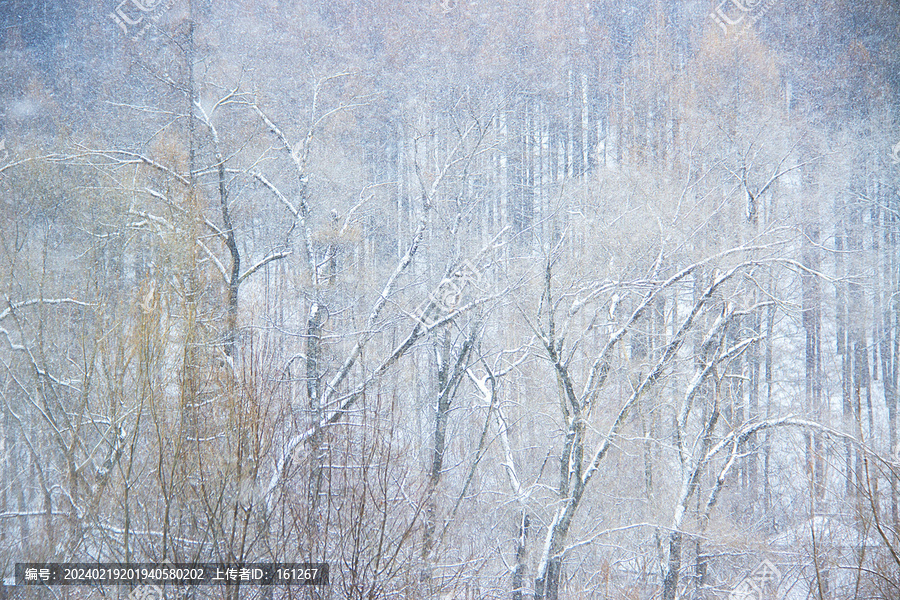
1, 0, 899, 598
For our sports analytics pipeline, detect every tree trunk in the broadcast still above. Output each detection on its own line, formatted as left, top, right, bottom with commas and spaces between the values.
803, 190, 823, 504
422, 321, 478, 589
662, 531, 682, 600
512, 510, 529, 600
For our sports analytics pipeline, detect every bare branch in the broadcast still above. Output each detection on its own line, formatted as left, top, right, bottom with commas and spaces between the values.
238, 251, 292, 284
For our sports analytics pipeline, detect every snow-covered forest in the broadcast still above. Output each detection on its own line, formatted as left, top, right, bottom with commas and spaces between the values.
1, 1, 899, 598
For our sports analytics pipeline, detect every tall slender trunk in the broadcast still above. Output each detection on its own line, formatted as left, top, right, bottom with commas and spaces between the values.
422, 321, 478, 591
764, 297, 775, 516
748, 302, 760, 502
422, 327, 451, 589
883, 194, 900, 529
220, 157, 240, 356
512, 510, 530, 600
662, 531, 682, 600
802, 188, 823, 505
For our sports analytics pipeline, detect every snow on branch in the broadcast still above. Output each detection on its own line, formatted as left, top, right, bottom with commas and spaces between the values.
0, 298, 94, 322
238, 251, 292, 284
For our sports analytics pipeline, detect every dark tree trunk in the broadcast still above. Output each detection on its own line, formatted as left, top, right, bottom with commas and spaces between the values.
803, 192, 823, 504
512, 511, 530, 600
662, 531, 682, 600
